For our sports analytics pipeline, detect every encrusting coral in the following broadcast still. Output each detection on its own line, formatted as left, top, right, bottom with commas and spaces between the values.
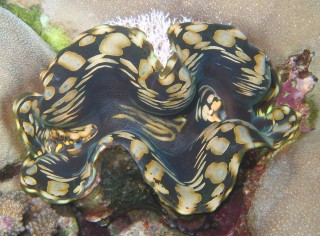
0, 191, 60, 235
0, 191, 28, 235
25, 198, 59, 236
25, 208, 58, 235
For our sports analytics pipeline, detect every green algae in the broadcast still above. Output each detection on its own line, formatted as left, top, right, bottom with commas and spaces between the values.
39, 14, 71, 51
0, 2, 42, 34
304, 94, 318, 130
0, 1, 70, 51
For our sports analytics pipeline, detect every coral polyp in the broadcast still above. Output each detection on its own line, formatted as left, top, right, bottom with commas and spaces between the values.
14, 22, 300, 215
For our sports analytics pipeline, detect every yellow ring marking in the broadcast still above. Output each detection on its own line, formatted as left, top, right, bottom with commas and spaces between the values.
179, 48, 190, 63
73, 182, 84, 195
99, 32, 131, 56
44, 86, 55, 100
185, 53, 199, 66
91, 25, 115, 35
213, 30, 235, 48
138, 88, 157, 98
282, 105, 291, 115
159, 73, 175, 86
130, 139, 149, 161
59, 77, 77, 93
194, 41, 211, 49
26, 165, 37, 175
58, 51, 86, 71
116, 131, 136, 140
220, 123, 235, 132
168, 24, 183, 37
228, 29, 247, 40
79, 35, 96, 47
178, 67, 191, 85
43, 73, 54, 86
128, 30, 146, 48
22, 157, 34, 168
211, 183, 225, 197
229, 152, 241, 178
166, 83, 183, 94
154, 182, 170, 195
81, 164, 92, 180
185, 24, 208, 32
24, 176, 37, 185
63, 89, 78, 103
47, 180, 70, 196
70, 33, 88, 44
175, 185, 202, 215
273, 109, 285, 121
235, 50, 251, 61
234, 125, 254, 148
138, 59, 154, 87
144, 160, 165, 183
207, 136, 230, 155
182, 31, 202, 45
19, 100, 32, 114
120, 58, 138, 74
254, 53, 266, 75
206, 194, 223, 212
205, 162, 228, 184
22, 122, 35, 137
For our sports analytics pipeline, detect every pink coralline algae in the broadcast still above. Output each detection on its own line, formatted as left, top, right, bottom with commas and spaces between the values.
25, 198, 59, 236
276, 50, 318, 132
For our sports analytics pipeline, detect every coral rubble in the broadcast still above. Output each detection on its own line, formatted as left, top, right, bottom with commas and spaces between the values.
25, 198, 59, 235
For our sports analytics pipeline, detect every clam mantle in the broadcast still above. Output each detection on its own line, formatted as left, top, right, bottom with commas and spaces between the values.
14, 22, 300, 215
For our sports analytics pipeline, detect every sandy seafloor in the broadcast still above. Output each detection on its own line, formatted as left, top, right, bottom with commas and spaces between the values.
1, 0, 320, 235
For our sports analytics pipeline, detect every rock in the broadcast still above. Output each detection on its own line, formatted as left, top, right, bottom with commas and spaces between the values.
75, 148, 162, 226
0, 8, 54, 170
0, 189, 79, 235
248, 58, 320, 235
108, 210, 185, 236
0, 174, 20, 194
7, 0, 41, 8
40, 0, 320, 73
0, 191, 28, 235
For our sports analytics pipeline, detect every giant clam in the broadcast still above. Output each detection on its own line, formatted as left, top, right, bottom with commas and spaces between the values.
14, 22, 300, 215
